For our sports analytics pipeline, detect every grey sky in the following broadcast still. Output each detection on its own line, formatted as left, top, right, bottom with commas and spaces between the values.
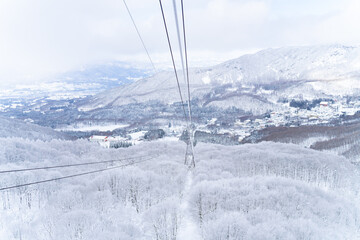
0, 0, 359, 85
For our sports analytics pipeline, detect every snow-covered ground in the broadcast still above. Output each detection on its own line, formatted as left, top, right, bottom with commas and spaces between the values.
1, 133, 359, 239
178, 171, 202, 240
56, 123, 129, 132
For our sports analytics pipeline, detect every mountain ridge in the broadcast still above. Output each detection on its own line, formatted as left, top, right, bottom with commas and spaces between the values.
78, 44, 360, 112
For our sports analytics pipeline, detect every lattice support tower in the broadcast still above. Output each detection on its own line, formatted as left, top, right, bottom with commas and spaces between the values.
184, 125, 195, 168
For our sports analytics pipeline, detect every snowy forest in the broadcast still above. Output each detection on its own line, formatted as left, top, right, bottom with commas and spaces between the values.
1, 117, 360, 239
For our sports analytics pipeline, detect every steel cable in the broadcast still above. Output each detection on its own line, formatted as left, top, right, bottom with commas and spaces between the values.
158, 0, 188, 122
123, 0, 157, 72
0, 153, 158, 174
0, 156, 155, 191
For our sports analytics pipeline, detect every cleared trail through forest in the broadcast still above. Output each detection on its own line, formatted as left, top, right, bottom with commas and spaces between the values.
178, 170, 202, 240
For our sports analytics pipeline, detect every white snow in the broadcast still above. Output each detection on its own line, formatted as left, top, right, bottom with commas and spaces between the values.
202, 74, 211, 84
129, 131, 147, 141
1, 136, 360, 239
56, 124, 129, 132
178, 171, 203, 240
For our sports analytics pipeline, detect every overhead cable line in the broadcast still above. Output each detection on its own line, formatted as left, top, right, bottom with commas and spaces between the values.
158, 0, 188, 122
0, 153, 157, 174
0, 156, 155, 191
172, 0, 192, 123
172, 0, 187, 85
179, 0, 195, 168
180, 0, 193, 123
164, 0, 195, 168
123, 0, 157, 72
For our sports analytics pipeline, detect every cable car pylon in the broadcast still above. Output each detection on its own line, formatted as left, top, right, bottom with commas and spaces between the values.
159, 0, 195, 168
184, 125, 195, 168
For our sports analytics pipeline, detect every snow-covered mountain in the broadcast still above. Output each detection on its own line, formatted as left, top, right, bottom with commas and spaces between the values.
0, 61, 149, 110
79, 45, 360, 112
0, 61, 149, 101
0, 62, 150, 129
211, 44, 360, 83
0, 116, 69, 141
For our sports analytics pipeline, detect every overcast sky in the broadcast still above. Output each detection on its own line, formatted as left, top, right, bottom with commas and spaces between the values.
1, 0, 360, 85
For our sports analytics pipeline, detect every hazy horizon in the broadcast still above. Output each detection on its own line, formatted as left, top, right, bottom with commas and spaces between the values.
1, 0, 360, 85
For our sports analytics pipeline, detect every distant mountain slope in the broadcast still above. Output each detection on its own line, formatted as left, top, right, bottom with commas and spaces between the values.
0, 117, 69, 141
0, 61, 149, 101
79, 45, 360, 113
60, 62, 148, 81
0, 63, 150, 129
242, 116, 360, 162
211, 44, 360, 83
